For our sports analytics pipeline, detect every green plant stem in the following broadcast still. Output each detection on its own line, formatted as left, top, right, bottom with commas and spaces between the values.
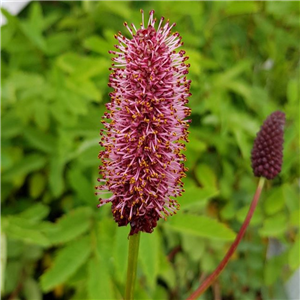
125, 231, 141, 300
187, 177, 266, 300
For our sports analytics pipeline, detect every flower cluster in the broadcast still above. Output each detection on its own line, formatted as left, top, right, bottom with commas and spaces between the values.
96, 10, 191, 235
251, 111, 285, 180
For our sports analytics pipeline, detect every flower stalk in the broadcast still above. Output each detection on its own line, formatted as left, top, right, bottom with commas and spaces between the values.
125, 232, 141, 300
187, 177, 266, 300
187, 110, 285, 299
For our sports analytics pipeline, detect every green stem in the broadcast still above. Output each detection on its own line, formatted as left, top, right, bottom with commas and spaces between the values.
125, 231, 141, 300
187, 177, 266, 300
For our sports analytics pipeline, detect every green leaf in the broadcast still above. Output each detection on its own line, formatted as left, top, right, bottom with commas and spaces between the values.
264, 252, 287, 285
290, 210, 300, 227
33, 101, 50, 131
28, 1, 44, 31
23, 277, 42, 300
139, 230, 160, 290
49, 157, 65, 198
236, 205, 262, 226
83, 36, 111, 56
99, 1, 131, 19
56, 53, 109, 80
287, 78, 298, 105
2, 216, 50, 247
288, 237, 300, 270
213, 61, 251, 88
195, 164, 217, 188
1, 113, 23, 139
29, 173, 47, 199
157, 251, 176, 290
47, 207, 92, 245
166, 213, 236, 241
264, 187, 285, 216
113, 226, 129, 284
233, 128, 251, 159
1, 8, 19, 27
18, 203, 49, 223
2, 154, 47, 182
20, 21, 46, 52
40, 236, 91, 292
24, 127, 56, 154
180, 186, 219, 209
46, 32, 73, 56
259, 214, 288, 237
19, 2, 47, 52
181, 234, 205, 261
87, 256, 114, 300
85, 219, 116, 299
224, 1, 260, 16
65, 78, 101, 102
67, 166, 96, 205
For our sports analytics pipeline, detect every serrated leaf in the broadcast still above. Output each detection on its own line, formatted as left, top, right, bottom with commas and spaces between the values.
40, 236, 91, 292
139, 230, 160, 290
166, 213, 236, 241
47, 207, 92, 245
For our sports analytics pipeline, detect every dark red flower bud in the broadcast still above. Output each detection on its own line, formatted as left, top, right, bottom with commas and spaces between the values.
251, 111, 285, 180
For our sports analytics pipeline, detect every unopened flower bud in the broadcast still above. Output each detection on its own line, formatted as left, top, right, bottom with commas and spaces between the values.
251, 111, 285, 179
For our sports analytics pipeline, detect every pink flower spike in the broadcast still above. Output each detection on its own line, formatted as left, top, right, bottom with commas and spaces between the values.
97, 10, 191, 235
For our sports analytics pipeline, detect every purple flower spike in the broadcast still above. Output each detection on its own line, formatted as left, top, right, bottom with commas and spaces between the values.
251, 111, 285, 180
96, 10, 191, 235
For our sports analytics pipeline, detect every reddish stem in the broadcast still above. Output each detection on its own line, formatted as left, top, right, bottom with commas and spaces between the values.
187, 177, 265, 300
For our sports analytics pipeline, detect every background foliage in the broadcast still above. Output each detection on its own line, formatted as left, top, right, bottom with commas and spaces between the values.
1, 1, 299, 300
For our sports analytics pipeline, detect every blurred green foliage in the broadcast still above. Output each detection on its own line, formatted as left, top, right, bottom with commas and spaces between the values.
1, 1, 299, 300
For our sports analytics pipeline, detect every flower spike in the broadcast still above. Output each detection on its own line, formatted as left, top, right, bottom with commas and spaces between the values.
97, 11, 191, 235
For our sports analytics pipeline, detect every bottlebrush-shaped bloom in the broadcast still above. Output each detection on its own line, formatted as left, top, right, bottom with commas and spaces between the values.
96, 10, 191, 235
251, 111, 285, 180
